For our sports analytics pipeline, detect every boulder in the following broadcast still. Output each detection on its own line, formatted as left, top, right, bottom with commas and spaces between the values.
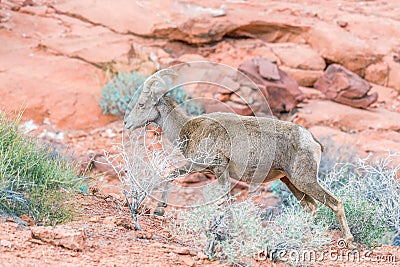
314, 64, 378, 109
364, 62, 389, 86
270, 43, 325, 70
280, 66, 323, 87
308, 22, 382, 76
238, 57, 305, 113
384, 53, 400, 93
296, 100, 400, 132
369, 84, 400, 113
334, 13, 400, 56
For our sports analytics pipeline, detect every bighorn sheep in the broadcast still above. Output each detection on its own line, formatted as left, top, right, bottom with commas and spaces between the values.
124, 69, 355, 249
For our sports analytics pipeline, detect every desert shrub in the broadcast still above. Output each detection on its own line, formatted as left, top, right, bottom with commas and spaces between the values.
99, 72, 204, 117
0, 112, 84, 225
100, 72, 146, 116
168, 86, 205, 116
317, 156, 400, 247
265, 206, 331, 264
102, 128, 185, 230
269, 138, 399, 247
317, 136, 357, 180
171, 185, 331, 265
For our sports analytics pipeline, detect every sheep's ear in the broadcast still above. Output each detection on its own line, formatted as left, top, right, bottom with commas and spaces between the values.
144, 69, 178, 102
149, 86, 168, 104
152, 85, 168, 97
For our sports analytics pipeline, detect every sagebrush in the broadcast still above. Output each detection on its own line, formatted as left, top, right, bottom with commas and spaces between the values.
102, 128, 185, 230
0, 112, 85, 225
100, 71, 204, 117
317, 155, 400, 247
170, 185, 331, 265
270, 138, 400, 247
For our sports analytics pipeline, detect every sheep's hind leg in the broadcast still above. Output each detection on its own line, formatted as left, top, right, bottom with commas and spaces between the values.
288, 156, 355, 249
280, 176, 318, 215
303, 183, 355, 249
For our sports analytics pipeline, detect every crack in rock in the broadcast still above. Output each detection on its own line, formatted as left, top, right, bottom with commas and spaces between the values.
51, 6, 123, 35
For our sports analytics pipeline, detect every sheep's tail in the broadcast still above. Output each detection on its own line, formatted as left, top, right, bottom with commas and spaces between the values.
312, 134, 325, 152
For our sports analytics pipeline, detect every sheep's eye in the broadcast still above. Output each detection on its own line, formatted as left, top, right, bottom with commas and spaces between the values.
138, 103, 145, 108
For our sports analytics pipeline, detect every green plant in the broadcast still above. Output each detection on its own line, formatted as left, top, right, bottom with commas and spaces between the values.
266, 206, 331, 264
269, 138, 399, 247
317, 155, 400, 247
316, 190, 387, 247
99, 71, 204, 117
318, 136, 357, 180
0, 112, 85, 225
171, 185, 331, 265
168, 87, 205, 116
100, 72, 146, 116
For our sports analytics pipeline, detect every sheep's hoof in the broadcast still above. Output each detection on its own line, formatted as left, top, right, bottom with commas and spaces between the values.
153, 207, 165, 217
347, 241, 357, 250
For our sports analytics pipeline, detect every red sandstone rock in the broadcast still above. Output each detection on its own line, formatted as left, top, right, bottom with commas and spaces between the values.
296, 100, 400, 132
384, 53, 400, 93
270, 43, 325, 71
365, 62, 389, 86
280, 66, 324, 87
176, 173, 208, 184
238, 57, 305, 113
308, 22, 382, 76
314, 64, 378, 109
31, 226, 85, 251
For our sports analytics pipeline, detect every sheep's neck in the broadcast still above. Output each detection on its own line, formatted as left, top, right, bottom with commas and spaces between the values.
155, 97, 189, 143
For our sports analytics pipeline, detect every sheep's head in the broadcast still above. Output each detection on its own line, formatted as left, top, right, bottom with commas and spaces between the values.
124, 69, 177, 130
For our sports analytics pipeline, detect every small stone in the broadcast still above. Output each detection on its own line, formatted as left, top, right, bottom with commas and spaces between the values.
0, 240, 12, 249
115, 217, 135, 230
336, 20, 348, 27
145, 232, 153, 239
136, 232, 144, 239
181, 255, 196, 267
238, 57, 304, 113
216, 93, 230, 102
175, 247, 190, 255
107, 193, 121, 200
314, 64, 378, 109
230, 93, 247, 105
31, 226, 85, 251
20, 214, 35, 226
197, 251, 208, 260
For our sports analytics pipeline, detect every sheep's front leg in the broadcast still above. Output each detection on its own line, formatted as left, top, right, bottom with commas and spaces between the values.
214, 163, 232, 205
153, 162, 205, 216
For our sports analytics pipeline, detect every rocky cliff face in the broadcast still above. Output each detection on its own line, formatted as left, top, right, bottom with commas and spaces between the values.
1, 0, 399, 160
